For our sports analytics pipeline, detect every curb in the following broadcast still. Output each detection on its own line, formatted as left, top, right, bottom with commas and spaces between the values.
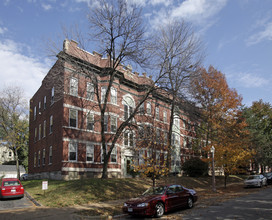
25, 191, 42, 207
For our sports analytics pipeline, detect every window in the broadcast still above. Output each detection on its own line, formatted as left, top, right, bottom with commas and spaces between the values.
38, 101, 41, 114
87, 113, 94, 131
101, 86, 107, 103
111, 116, 117, 133
34, 106, 36, 120
156, 129, 160, 142
86, 82, 94, 100
86, 144, 94, 162
111, 147, 117, 163
38, 124, 41, 140
101, 146, 105, 163
49, 146, 52, 164
139, 150, 144, 165
164, 131, 168, 145
138, 126, 144, 139
42, 149, 46, 166
34, 152, 36, 167
43, 120, 46, 137
111, 87, 117, 104
34, 127, 37, 142
8, 152, 12, 157
156, 151, 160, 164
70, 77, 78, 96
124, 132, 133, 147
69, 109, 77, 128
69, 142, 77, 161
104, 115, 108, 132
155, 107, 159, 120
163, 111, 167, 123
49, 115, 53, 133
139, 103, 145, 114
44, 96, 47, 110
51, 87, 54, 105
123, 96, 134, 120
174, 117, 180, 129
146, 102, 151, 115
38, 151, 40, 167
124, 105, 133, 120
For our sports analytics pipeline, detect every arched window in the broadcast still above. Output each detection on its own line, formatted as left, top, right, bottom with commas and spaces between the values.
122, 95, 135, 120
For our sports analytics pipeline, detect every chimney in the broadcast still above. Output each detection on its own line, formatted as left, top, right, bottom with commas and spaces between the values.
63, 39, 70, 53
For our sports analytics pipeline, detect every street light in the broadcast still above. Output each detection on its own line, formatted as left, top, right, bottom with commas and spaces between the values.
211, 146, 216, 192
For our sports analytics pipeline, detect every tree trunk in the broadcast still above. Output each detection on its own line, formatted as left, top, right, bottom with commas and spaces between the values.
15, 149, 20, 180
102, 157, 109, 178
224, 173, 228, 189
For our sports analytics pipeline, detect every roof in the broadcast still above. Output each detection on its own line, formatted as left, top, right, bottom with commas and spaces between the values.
0, 165, 26, 173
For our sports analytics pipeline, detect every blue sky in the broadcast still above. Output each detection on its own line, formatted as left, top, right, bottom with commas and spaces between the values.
0, 0, 272, 107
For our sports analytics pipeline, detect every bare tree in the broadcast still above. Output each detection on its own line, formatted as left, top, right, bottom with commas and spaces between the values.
149, 20, 204, 169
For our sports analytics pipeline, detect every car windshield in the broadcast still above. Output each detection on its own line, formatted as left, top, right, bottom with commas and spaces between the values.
143, 186, 167, 196
3, 181, 20, 186
247, 176, 259, 180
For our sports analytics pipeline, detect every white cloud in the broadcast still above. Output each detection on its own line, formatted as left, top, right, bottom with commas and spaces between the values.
0, 39, 50, 99
246, 22, 272, 46
236, 72, 269, 88
150, 0, 173, 6
148, 0, 227, 31
0, 26, 7, 35
41, 3, 52, 11
171, 0, 227, 25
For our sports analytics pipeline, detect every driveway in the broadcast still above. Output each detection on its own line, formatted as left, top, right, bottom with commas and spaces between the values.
181, 187, 272, 220
0, 196, 33, 211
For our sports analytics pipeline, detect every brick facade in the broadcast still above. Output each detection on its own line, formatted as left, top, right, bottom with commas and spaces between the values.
28, 40, 198, 180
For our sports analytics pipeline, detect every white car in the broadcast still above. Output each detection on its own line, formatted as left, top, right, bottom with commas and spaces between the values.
244, 174, 267, 188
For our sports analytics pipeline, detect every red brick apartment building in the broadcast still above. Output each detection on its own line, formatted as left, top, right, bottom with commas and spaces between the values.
28, 40, 198, 180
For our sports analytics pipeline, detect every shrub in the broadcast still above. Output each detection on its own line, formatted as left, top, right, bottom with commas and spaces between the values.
182, 158, 208, 177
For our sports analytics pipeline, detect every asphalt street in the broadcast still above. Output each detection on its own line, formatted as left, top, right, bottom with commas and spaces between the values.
181, 187, 272, 220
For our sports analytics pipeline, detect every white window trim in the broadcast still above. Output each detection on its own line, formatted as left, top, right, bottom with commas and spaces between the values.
146, 102, 151, 115
69, 109, 78, 128
86, 144, 94, 163
69, 142, 78, 162
86, 82, 94, 101
86, 113, 94, 131
110, 146, 117, 163
70, 77, 78, 96
111, 87, 117, 105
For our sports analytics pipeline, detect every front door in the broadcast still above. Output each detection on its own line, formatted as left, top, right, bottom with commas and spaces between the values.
124, 156, 133, 177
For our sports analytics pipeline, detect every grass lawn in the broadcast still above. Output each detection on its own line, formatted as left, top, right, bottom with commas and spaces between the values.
22, 175, 246, 208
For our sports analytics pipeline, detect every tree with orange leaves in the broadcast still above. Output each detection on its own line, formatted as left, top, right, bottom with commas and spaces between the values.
132, 125, 169, 187
191, 66, 253, 187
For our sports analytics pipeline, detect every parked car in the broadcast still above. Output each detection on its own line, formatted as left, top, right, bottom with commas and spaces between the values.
0, 178, 24, 199
122, 184, 197, 218
263, 172, 272, 185
20, 173, 28, 181
244, 174, 267, 188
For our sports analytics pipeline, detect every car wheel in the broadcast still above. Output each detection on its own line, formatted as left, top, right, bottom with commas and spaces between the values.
259, 182, 262, 188
155, 202, 164, 218
187, 197, 193, 209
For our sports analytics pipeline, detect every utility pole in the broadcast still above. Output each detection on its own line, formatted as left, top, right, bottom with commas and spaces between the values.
211, 146, 216, 192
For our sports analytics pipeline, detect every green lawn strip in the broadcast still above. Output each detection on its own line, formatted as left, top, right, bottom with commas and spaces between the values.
22, 175, 244, 208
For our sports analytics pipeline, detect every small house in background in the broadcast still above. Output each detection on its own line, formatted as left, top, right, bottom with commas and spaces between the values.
0, 144, 14, 164
0, 165, 26, 179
